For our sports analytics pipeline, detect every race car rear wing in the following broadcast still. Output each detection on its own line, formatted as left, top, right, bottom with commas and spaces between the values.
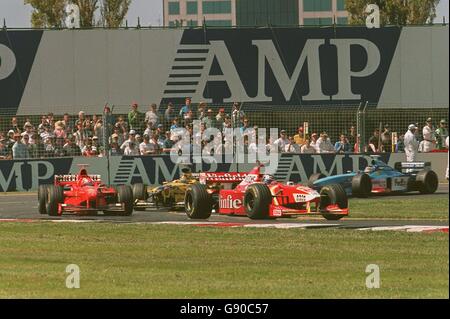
198, 172, 248, 184
54, 174, 102, 183
394, 162, 431, 172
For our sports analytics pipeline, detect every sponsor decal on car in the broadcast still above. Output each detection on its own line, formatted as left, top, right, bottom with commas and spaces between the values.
219, 195, 242, 209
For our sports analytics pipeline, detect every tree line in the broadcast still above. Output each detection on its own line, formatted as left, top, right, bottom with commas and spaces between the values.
24, 0, 132, 28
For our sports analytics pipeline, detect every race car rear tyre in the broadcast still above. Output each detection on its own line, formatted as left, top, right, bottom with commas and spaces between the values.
132, 183, 148, 201
185, 183, 212, 219
117, 185, 134, 216
307, 173, 325, 188
416, 169, 438, 194
38, 184, 49, 214
351, 173, 372, 198
319, 184, 348, 211
46, 185, 64, 216
244, 183, 272, 219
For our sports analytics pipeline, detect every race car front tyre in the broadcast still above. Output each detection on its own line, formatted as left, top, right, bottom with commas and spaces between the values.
416, 169, 438, 194
307, 173, 325, 188
244, 183, 272, 219
117, 185, 134, 216
320, 183, 348, 212
38, 184, 49, 214
132, 183, 148, 201
351, 173, 372, 197
185, 183, 212, 219
46, 185, 64, 216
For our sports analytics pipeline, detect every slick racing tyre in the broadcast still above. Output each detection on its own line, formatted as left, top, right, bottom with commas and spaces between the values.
46, 185, 64, 216
307, 173, 325, 188
184, 183, 212, 219
132, 183, 148, 201
416, 169, 438, 194
351, 173, 372, 198
132, 183, 148, 211
38, 184, 49, 214
117, 185, 134, 216
244, 183, 272, 219
320, 184, 348, 220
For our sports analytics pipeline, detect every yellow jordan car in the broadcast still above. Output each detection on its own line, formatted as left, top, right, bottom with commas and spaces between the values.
131, 167, 199, 210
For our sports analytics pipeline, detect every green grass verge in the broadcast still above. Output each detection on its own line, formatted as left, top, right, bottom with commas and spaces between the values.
0, 223, 447, 298
348, 194, 449, 220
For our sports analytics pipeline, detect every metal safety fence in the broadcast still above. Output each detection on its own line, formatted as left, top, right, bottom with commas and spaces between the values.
0, 102, 448, 160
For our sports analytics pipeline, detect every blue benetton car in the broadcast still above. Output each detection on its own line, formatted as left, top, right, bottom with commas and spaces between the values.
308, 156, 439, 197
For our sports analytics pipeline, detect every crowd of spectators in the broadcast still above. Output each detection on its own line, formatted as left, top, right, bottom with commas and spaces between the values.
0, 99, 448, 160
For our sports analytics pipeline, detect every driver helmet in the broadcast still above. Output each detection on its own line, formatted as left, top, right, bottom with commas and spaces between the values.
262, 174, 275, 184
81, 177, 93, 186
364, 166, 375, 173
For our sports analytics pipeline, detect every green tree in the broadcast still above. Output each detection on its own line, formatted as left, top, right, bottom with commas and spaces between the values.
73, 0, 99, 27
346, 0, 440, 25
100, 0, 132, 28
24, 0, 66, 28
25, 0, 132, 28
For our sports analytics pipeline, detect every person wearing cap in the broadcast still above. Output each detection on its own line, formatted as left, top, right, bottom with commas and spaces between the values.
128, 101, 143, 132
422, 118, 436, 152
12, 133, 29, 159
310, 133, 320, 152
6, 130, 16, 147
317, 132, 335, 153
274, 130, 289, 153
435, 119, 448, 150
120, 130, 137, 151
404, 124, 419, 162
293, 126, 306, 146
124, 140, 140, 156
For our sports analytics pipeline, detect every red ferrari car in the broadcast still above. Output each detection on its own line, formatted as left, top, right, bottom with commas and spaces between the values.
37, 166, 133, 216
185, 165, 349, 220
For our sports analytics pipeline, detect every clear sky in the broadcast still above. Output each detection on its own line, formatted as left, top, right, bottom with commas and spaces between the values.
0, 0, 448, 28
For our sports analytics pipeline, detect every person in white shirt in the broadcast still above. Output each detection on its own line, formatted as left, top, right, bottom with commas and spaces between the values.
422, 118, 436, 152
317, 133, 335, 153
274, 130, 289, 153
404, 124, 419, 162
124, 141, 140, 156
301, 137, 316, 154
285, 136, 301, 153
310, 133, 320, 153
121, 130, 137, 150
139, 134, 157, 155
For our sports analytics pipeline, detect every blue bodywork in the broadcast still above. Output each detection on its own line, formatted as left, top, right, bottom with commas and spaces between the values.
311, 159, 413, 196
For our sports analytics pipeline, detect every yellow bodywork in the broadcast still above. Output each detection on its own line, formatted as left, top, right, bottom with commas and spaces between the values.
148, 174, 198, 207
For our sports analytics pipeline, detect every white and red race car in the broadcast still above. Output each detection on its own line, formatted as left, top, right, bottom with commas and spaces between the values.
184, 165, 349, 220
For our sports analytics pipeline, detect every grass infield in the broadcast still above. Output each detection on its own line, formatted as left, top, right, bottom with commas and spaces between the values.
348, 194, 449, 220
0, 222, 448, 298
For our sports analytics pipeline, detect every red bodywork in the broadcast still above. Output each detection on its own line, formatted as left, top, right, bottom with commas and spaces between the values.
54, 169, 123, 215
200, 166, 349, 218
